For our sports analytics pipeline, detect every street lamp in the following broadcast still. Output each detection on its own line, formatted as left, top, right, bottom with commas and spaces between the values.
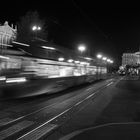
102, 57, 107, 61
107, 59, 111, 63
32, 25, 41, 31
32, 26, 37, 31
78, 45, 86, 56
32, 25, 41, 38
106, 59, 114, 73
110, 60, 114, 63
96, 54, 103, 79
37, 26, 41, 30
97, 54, 102, 59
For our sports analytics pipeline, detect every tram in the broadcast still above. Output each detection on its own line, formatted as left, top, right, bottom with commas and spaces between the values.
0, 41, 107, 98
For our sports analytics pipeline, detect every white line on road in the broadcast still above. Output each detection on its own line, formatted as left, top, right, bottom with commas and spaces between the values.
86, 87, 93, 91
74, 101, 83, 106
106, 79, 113, 82
106, 81, 113, 87
74, 91, 98, 107
85, 92, 97, 100
75, 81, 114, 107
17, 107, 72, 140
1, 102, 58, 127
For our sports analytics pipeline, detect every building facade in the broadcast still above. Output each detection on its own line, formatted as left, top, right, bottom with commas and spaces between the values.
122, 52, 140, 66
0, 21, 17, 48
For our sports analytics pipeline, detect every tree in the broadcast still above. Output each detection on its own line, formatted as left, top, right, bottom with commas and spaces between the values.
16, 11, 48, 43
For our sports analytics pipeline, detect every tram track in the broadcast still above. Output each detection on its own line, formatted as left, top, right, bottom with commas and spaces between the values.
16, 80, 115, 140
0, 79, 112, 124
0, 78, 117, 140
0, 79, 115, 128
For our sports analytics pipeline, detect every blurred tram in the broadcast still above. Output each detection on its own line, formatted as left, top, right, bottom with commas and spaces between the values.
0, 41, 107, 98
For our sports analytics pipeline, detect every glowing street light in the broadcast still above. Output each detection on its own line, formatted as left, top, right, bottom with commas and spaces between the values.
78, 45, 86, 52
32, 25, 41, 38
32, 26, 37, 31
37, 26, 41, 30
107, 59, 111, 62
107, 59, 114, 63
110, 60, 114, 63
102, 57, 107, 61
78, 45, 86, 56
97, 54, 102, 59
32, 25, 41, 31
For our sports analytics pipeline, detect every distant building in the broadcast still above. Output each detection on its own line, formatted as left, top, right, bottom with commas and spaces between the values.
122, 51, 140, 66
0, 21, 17, 48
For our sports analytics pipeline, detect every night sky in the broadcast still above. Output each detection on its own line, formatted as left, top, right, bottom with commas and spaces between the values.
0, 1, 139, 65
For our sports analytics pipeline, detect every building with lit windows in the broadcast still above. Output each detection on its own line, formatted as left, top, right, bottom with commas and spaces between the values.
122, 51, 140, 66
0, 21, 17, 48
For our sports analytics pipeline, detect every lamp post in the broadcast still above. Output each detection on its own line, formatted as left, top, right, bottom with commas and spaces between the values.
106, 59, 114, 74
96, 54, 103, 65
96, 53, 114, 78
78, 45, 86, 57
102, 57, 107, 61
96, 54, 103, 79
32, 25, 41, 39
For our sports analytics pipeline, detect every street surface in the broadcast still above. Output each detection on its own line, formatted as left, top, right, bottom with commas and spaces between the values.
0, 75, 140, 139
48, 75, 140, 140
